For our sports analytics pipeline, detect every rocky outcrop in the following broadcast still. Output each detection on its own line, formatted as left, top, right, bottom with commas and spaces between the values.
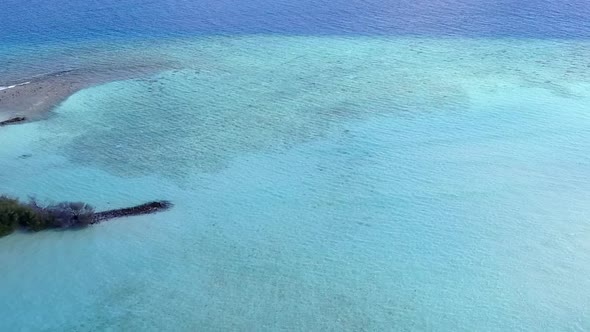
93, 201, 173, 223
0, 116, 26, 126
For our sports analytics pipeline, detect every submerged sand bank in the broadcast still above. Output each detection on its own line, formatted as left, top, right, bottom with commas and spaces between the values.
0, 63, 173, 122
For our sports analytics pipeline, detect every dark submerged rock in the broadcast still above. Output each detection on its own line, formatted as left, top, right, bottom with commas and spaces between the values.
93, 201, 173, 223
0, 117, 26, 126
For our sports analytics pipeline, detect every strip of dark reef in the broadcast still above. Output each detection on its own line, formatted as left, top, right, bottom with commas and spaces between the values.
0, 116, 26, 126
93, 201, 173, 223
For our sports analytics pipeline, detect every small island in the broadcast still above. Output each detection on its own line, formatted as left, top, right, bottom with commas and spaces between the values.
0, 196, 172, 237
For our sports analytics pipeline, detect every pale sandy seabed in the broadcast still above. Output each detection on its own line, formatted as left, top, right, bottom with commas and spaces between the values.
0, 62, 174, 122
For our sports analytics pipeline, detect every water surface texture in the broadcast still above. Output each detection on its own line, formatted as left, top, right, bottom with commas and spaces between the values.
1, 1, 590, 331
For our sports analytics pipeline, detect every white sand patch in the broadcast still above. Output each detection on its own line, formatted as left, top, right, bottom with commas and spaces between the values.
0, 81, 31, 91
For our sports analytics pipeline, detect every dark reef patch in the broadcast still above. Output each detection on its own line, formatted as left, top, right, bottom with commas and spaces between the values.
93, 200, 173, 223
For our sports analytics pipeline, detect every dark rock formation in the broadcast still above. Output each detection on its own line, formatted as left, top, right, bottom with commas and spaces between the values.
93, 200, 173, 223
0, 116, 26, 126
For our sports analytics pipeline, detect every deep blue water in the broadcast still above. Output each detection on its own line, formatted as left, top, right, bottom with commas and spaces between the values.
1, 0, 590, 43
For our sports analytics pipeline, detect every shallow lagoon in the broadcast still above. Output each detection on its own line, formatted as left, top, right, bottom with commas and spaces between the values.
1, 36, 590, 330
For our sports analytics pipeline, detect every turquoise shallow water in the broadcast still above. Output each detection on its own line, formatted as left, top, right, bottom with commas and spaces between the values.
1, 36, 590, 330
